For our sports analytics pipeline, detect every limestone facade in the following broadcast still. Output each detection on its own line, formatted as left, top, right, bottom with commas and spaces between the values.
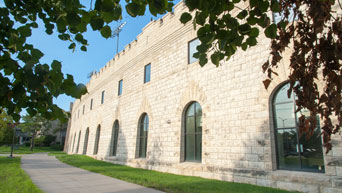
65, 2, 342, 193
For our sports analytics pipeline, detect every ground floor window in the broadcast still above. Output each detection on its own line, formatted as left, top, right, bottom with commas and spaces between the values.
272, 83, 324, 172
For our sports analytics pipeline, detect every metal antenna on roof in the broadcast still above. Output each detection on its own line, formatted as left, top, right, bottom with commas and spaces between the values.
111, 21, 127, 55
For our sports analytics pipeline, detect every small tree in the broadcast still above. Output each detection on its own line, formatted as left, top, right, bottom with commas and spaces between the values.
0, 109, 14, 146
21, 114, 51, 151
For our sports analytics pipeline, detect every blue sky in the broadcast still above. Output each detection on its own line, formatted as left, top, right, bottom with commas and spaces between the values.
3, 1, 179, 112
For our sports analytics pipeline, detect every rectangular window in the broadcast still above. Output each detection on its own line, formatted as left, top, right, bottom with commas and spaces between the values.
144, 64, 151, 83
101, 90, 105, 104
82, 105, 85, 114
90, 99, 93, 110
188, 38, 200, 64
118, 80, 123, 96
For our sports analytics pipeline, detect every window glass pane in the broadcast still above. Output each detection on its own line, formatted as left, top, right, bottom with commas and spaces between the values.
186, 116, 195, 133
113, 122, 119, 156
101, 91, 105, 104
274, 84, 293, 104
185, 134, 195, 161
195, 134, 202, 161
274, 103, 296, 128
187, 103, 195, 116
90, 99, 93, 110
299, 127, 325, 172
118, 80, 123, 96
196, 116, 202, 132
189, 39, 200, 64
139, 137, 146, 157
144, 64, 151, 83
195, 103, 202, 116
276, 129, 300, 170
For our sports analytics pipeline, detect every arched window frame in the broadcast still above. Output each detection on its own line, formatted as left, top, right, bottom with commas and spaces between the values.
83, 128, 89, 155
111, 120, 120, 156
93, 125, 101, 155
183, 101, 202, 162
137, 113, 149, 158
76, 130, 81, 153
271, 82, 325, 173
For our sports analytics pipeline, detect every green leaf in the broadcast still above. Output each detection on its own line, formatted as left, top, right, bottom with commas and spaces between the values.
265, 24, 277, 39
196, 11, 207, 26
18, 25, 32, 37
237, 10, 248, 19
102, 0, 115, 12
90, 16, 104, 30
68, 43, 76, 50
81, 46, 87, 52
126, 3, 140, 17
180, 12, 192, 24
211, 52, 220, 66
241, 42, 248, 50
271, 0, 281, 12
100, 25, 112, 39
75, 34, 83, 42
238, 23, 251, 35
249, 27, 259, 37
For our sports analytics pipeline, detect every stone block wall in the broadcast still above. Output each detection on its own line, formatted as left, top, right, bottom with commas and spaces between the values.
66, 2, 342, 193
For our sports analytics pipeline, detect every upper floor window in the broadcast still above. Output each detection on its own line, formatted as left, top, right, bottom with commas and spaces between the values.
101, 91, 105, 104
272, 83, 324, 173
82, 105, 85, 114
188, 38, 200, 64
118, 80, 123, 96
184, 101, 202, 162
144, 64, 151, 83
90, 99, 93, 110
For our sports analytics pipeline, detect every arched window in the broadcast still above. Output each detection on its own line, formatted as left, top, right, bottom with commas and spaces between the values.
72, 133, 76, 153
111, 120, 119, 156
138, 113, 149, 158
272, 83, 324, 172
93, 125, 101, 155
184, 101, 202, 162
83, 128, 89, 155
76, 131, 81, 153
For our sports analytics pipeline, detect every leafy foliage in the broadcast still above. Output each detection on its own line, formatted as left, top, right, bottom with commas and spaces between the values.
180, 0, 342, 152
1, 0, 341, 152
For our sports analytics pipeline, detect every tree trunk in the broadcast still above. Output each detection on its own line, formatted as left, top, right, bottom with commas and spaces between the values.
30, 135, 35, 151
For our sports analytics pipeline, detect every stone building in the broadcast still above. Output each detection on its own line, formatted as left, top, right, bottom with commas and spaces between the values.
65, 2, 342, 193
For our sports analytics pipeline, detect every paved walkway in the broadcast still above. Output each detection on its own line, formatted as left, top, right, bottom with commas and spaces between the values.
21, 153, 164, 193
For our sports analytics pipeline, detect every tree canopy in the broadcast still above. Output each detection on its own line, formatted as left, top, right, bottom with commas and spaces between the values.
0, 0, 341, 152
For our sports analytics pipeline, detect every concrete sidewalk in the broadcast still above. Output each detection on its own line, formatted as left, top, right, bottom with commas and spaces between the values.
21, 153, 164, 193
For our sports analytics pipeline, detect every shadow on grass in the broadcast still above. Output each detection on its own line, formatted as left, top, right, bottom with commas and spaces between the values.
55, 154, 297, 193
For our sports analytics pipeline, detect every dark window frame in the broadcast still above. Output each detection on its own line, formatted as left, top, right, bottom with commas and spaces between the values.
90, 99, 93, 110
112, 120, 119, 156
184, 101, 202, 162
93, 125, 101, 155
272, 83, 325, 173
118, 80, 123, 96
101, 90, 105, 104
83, 128, 89, 155
188, 38, 200, 64
138, 113, 149, 158
144, 64, 151, 83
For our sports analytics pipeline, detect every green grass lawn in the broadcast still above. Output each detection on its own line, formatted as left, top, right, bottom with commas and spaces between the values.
0, 157, 42, 193
55, 154, 297, 193
0, 145, 63, 154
